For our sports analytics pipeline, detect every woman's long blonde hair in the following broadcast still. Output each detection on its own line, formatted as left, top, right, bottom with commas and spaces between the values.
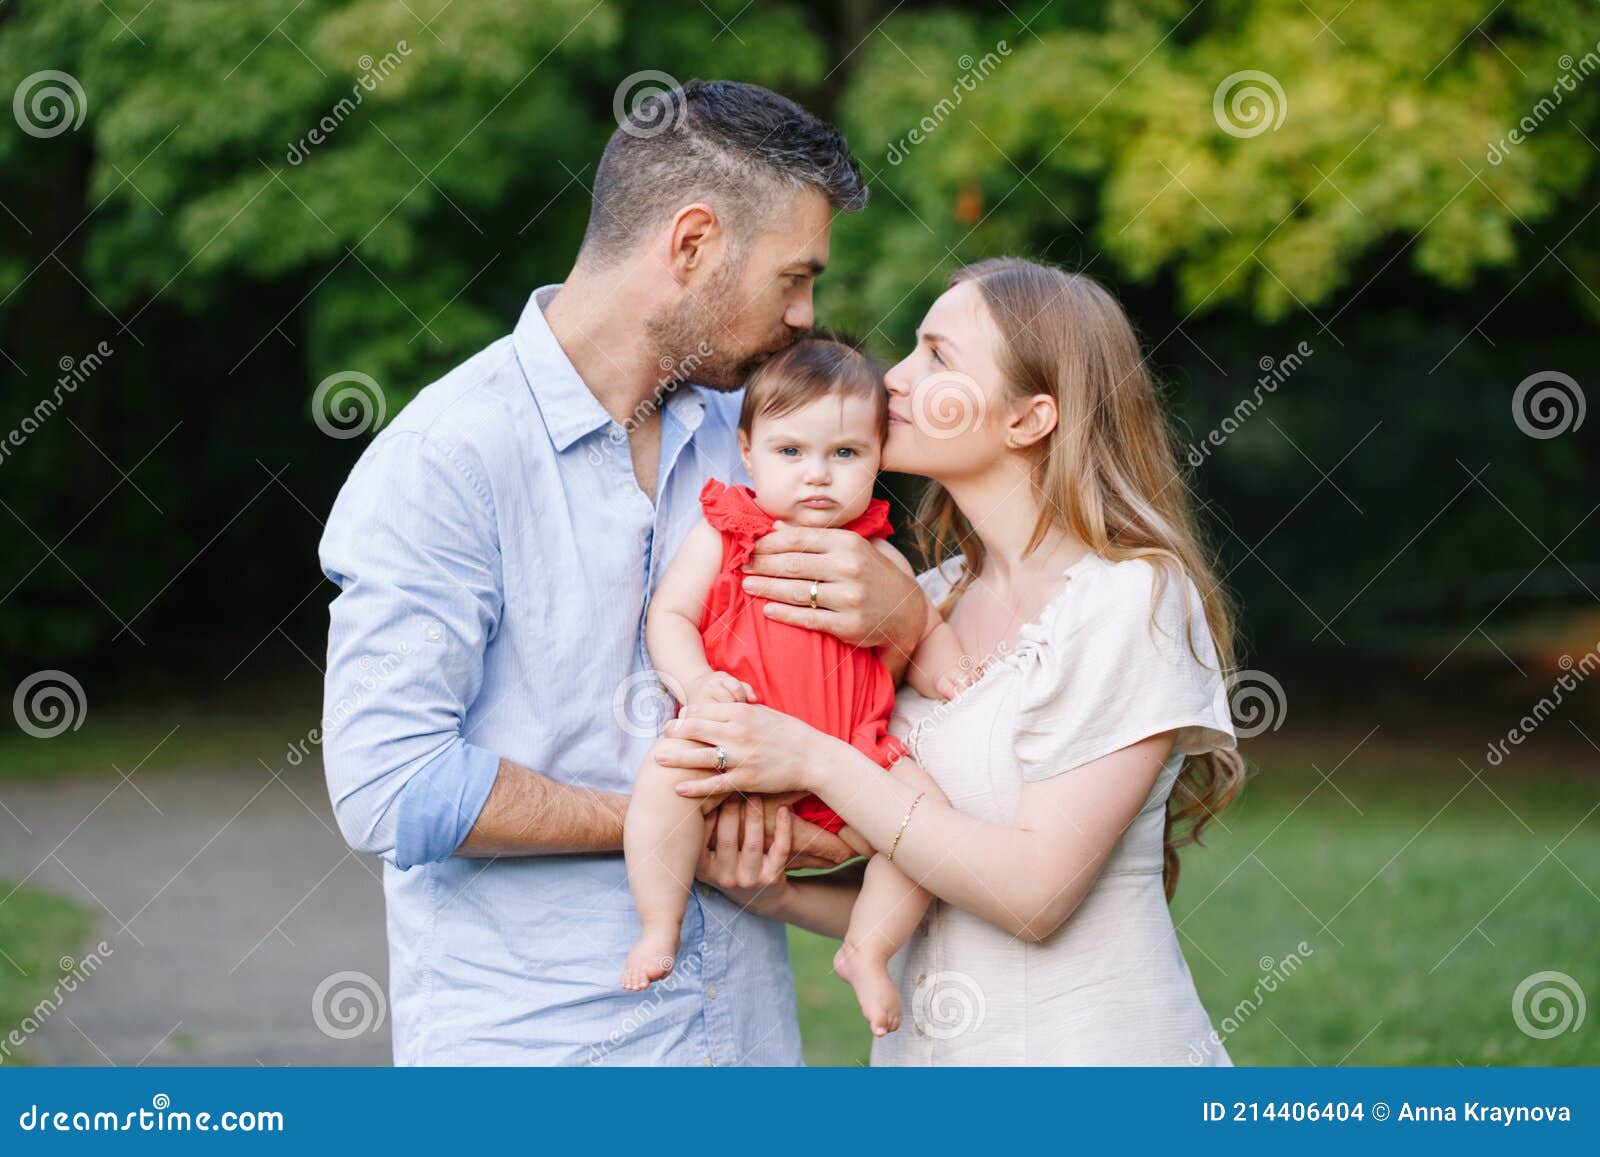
913, 257, 1245, 901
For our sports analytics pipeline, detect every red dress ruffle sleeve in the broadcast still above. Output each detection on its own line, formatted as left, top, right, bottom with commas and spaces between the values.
694, 479, 907, 835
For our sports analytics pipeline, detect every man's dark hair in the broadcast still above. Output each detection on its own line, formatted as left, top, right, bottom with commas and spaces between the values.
580, 79, 868, 266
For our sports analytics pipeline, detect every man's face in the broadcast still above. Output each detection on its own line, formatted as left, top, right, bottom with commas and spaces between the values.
646, 188, 833, 392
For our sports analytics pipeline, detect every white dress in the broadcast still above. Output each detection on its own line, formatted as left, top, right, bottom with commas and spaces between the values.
870, 552, 1238, 1066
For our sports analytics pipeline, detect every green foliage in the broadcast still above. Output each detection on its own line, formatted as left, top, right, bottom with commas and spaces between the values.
0, 0, 1595, 669
827, 0, 1600, 327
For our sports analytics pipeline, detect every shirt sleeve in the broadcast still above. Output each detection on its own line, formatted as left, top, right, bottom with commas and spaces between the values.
1013, 559, 1236, 782
318, 429, 504, 869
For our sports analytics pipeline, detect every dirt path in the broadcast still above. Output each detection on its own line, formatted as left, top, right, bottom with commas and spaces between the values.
0, 762, 390, 1065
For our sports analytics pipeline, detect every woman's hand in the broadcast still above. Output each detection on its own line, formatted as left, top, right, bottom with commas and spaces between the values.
694, 795, 794, 915
655, 701, 837, 798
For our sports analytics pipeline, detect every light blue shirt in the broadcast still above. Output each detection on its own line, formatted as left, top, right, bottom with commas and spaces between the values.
318, 285, 802, 1066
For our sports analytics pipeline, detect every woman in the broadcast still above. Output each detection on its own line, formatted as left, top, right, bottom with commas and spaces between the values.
656, 257, 1243, 1065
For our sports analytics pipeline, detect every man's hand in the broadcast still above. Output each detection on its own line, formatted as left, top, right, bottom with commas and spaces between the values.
695, 796, 794, 914
705, 791, 854, 871
740, 524, 924, 654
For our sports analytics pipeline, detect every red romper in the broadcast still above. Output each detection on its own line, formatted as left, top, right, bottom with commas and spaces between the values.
696, 479, 906, 834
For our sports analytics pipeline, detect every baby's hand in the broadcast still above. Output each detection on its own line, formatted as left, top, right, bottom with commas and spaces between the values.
933, 659, 988, 701
689, 670, 756, 705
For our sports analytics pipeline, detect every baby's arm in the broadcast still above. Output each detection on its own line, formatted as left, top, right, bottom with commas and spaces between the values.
908, 617, 968, 700
646, 519, 753, 705
870, 541, 968, 700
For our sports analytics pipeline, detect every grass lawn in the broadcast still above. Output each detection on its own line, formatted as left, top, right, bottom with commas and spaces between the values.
6, 692, 1593, 1068
0, 882, 97, 1066
789, 758, 1599, 1067
0, 701, 314, 783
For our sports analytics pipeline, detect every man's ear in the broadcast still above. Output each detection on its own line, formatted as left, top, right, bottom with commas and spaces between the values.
1007, 393, 1058, 450
665, 203, 721, 284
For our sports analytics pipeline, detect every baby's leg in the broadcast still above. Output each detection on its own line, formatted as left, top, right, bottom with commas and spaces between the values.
831, 756, 949, 1037
622, 744, 727, 990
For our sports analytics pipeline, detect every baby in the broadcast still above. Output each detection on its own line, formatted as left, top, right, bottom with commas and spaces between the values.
622, 335, 965, 1036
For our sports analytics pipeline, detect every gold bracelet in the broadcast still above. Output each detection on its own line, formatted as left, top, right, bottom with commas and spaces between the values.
885, 791, 926, 862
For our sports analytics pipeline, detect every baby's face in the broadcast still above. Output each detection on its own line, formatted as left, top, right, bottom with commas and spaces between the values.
740, 392, 884, 528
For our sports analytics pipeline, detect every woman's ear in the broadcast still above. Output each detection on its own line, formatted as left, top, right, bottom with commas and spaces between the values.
1005, 393, 1058, 450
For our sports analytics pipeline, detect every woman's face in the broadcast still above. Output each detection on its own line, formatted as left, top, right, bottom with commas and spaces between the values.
882, 281, 1016, 480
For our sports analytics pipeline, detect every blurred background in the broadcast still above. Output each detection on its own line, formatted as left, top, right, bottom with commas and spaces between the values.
0, 0, 1595, 1066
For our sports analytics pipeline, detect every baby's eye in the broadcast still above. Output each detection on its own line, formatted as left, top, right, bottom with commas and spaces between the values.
778, 446, 799, 457
835, 447, 857, 459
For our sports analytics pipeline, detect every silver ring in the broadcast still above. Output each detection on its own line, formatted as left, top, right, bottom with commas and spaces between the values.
714, 746, 727, 772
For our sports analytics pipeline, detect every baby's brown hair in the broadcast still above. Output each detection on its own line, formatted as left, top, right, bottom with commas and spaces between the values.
738, 331, 888, 441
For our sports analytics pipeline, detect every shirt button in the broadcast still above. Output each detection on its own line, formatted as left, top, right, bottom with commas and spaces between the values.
700, 1055, 714, 1067
705, 984, 718, 1000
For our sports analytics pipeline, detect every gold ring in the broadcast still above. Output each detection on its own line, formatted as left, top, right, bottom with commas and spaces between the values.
808, 580, 820, 610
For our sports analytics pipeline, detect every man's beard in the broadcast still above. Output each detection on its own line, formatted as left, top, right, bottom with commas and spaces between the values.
644, 258, 798, 393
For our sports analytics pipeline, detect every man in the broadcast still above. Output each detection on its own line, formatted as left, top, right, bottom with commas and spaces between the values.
319, 79, 925, 1065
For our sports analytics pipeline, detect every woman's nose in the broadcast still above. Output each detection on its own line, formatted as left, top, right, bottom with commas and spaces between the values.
884, 356, 913, 395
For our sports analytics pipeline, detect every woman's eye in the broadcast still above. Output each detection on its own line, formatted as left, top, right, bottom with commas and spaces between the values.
928, 343, 944, 366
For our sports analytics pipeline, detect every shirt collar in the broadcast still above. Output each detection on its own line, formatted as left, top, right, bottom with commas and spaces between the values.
514, 284, 714, 450
513, 284, 614, 452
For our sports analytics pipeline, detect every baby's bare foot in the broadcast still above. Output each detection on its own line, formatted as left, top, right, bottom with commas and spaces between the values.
621, 927, 680, 991
833, 941, 902, 1037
